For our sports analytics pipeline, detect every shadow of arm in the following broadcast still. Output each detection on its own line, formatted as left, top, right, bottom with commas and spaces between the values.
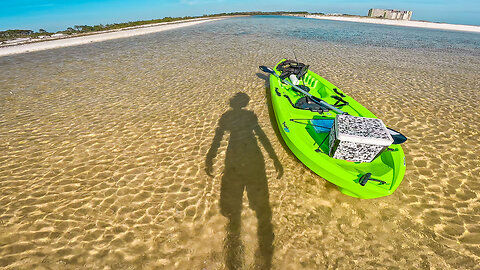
206, 124, 225, 177
255, 125, 283, 179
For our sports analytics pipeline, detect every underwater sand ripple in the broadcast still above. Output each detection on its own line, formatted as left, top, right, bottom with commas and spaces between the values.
1, 17, 479, 269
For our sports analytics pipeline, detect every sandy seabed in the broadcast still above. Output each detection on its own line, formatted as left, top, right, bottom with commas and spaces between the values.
0, 16, 479, 269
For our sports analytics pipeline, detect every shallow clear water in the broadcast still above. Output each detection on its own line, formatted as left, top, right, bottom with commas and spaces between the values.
0, 16, 479, 269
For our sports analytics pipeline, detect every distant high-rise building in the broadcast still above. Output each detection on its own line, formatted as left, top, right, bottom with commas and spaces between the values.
368, 9, 412, 20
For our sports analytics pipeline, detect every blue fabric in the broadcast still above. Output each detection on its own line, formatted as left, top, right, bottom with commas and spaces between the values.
310, 119, 334, 133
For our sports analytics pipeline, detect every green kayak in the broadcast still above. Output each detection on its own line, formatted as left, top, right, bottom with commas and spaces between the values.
266, 59, 406, 199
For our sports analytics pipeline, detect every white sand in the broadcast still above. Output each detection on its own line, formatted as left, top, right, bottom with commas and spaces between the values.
306, 15, 480, 33
0, 18, 222, 57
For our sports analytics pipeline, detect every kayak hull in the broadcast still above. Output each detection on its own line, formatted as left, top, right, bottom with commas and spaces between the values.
269, 60, 406, 199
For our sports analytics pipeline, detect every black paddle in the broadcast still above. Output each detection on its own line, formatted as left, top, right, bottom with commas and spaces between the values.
386, 127, 407, 144
259, 65, 346, 115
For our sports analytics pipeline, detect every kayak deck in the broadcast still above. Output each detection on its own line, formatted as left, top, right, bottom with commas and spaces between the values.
270, 60, 406, 199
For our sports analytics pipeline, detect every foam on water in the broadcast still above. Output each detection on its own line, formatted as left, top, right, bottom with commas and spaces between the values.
0, 16, 479, 269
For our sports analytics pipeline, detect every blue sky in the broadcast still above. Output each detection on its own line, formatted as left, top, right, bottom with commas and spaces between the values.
1, 0, 479, 31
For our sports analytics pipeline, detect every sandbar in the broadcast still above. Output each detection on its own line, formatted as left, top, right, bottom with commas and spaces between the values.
305, 15, 480, 33
0, 18, 223, 57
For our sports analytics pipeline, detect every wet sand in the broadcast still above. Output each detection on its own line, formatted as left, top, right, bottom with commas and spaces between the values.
306, 15, 480, 33
0, 17, 479, 269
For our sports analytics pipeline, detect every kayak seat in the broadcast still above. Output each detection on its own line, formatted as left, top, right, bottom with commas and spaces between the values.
294, 96, 328, 113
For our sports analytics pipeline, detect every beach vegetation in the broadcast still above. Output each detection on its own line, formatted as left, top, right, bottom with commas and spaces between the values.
0, 29, 52, 42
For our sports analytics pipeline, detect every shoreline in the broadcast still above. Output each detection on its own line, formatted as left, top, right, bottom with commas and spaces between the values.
0, 17, 225, 57
305, 15, 480, 33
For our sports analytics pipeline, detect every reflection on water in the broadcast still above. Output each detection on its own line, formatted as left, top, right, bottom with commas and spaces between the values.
206, 93, 282, 269
0, 16, 479, 269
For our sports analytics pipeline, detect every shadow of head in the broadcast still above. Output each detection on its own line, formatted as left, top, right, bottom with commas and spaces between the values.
230, 92, 250, 109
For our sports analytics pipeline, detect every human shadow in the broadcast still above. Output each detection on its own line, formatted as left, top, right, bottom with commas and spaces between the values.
206, 92, 283, 270
257, 72, 294, 158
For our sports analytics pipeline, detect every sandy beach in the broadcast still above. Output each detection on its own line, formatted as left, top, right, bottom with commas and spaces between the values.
0, 18, 222, 57
305, 15, 480, 33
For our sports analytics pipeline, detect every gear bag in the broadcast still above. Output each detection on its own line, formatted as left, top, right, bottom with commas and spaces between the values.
277, 60, 309, 80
